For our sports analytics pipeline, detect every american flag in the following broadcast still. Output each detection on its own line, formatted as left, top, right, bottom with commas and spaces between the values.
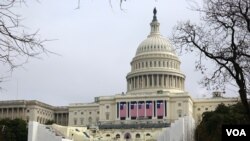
146, 101, 153, 117
120, 102, 126, 117
130, 102, 137, 117
138, 101, 145, 117
157, 101, 164, 116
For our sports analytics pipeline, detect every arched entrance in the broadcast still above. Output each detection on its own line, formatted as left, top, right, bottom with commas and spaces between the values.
124, 132, 131, 140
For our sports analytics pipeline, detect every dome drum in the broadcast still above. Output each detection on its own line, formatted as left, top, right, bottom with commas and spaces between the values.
130, 59, 181, 72
126, 73, 185, 93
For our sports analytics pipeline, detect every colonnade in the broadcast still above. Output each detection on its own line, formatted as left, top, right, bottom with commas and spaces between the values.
127, 74, 184, 91
116, 100, 167, 120
54, 113, 68, 126
0, 107, 26, 120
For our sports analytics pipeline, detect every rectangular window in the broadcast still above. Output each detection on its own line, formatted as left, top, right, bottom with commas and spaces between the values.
80, 118, 84, 125
74, 118, 77, 125
106, 113, 109, 120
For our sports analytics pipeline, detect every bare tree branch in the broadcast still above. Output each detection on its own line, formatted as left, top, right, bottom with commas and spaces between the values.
173, 0, 250, 118
0, 0, 50, 88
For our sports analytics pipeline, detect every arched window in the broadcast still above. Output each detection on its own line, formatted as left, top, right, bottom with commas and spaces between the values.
136, 133, 140, 138
106, 134, 110, 137
116, 134, 120, 139
146, 133, 151, 136
178, 110, 182, 117
124, 133, 131, 139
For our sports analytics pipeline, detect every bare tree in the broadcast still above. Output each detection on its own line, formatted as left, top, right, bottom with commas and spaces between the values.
173, 0, 250, 118
0, 0, 50, 90
0, 0, 49, 71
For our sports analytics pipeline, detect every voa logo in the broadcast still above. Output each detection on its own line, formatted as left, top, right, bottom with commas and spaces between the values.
226, 129, 246, 136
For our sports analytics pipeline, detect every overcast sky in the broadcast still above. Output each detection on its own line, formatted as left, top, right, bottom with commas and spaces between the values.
0, 0, 238, 106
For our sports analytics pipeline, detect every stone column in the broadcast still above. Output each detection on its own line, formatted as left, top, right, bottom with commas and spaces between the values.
130, 78, 132, 90
11, 108, 13, 119
133, 77, 136, 89
142, 75, 145, 88
135, 77, 137, 89
127, 79, 129, 91
146, 75, 150, 88
23, 108, 25, 120
180, 78, 182, 89
152, 75, 155, 87
137, 76, 140, 89
169, 75, 172, 88
56, 113, 59, 124
178, 77, 180, 88
139, 76, 141, 88
66, 114, 69, 126
176, 77, 178, 88
117, 102, 120, 120
0, 108, 2, 118
174, 76, 176, 88
163, 75, 166, 87
156, 75, 159, 87
127, 101, 130, 120
165, 75, 168, 88
7, 108, 9, 118
132, 77, 134, 89
161, 75, 164, 87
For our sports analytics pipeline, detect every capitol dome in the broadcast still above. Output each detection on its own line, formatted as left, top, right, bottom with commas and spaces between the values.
135, 36, 176, 56
126, 8, 185, 94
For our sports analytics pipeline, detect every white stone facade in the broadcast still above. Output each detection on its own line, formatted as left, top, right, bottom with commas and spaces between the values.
0, 100, 68, 125
1, 8, 240, 141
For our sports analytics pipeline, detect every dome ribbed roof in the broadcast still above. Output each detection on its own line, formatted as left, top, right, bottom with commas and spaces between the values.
135, 8, 176, 56
135, 35, 175, 55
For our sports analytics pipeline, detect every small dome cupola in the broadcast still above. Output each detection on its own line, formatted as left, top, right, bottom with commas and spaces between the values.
149, 8, 160, 37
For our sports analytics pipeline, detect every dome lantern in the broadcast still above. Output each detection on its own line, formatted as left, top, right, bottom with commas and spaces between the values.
149, 8, 160, 37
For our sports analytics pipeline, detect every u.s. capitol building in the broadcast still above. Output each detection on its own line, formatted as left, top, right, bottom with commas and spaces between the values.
0, 8, 238, 141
